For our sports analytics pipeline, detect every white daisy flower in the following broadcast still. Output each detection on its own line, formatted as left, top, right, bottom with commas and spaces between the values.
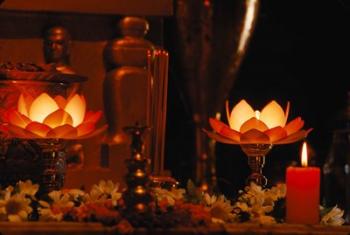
0, 191, 32, 222
251, 215, 276, 224
38, 190, 75, 222
153, 187, 185, 206
204, 194, 235, 223
18, 180, 39, 198
87, 180, 122, 206
321, 205, 345, 226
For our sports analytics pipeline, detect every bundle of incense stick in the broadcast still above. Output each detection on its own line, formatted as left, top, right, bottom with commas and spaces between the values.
146, 49, 169, 176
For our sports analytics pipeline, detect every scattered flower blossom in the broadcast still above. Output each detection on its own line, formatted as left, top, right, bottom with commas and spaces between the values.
38, 190, 75, 221
154, 187, 185, 206
0, 179, 345, 228
320, 205, 345, 226
86, 180, 122, 206
0, 190, 32, 222
18, 180, 39, 198
203, 194, 235, 223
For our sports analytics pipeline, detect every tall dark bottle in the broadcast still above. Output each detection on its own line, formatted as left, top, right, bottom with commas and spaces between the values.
323, 92, 350, 223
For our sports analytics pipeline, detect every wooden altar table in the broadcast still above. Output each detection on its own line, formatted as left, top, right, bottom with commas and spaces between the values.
1, 222, 350, 235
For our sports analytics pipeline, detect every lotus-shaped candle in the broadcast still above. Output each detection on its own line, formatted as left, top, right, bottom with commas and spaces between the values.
3, 92, 105, 139
0, 71, 105, 193
205, 99, 311, 186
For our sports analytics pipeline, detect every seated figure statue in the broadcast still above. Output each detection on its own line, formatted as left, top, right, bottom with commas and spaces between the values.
43, 26, 75, 74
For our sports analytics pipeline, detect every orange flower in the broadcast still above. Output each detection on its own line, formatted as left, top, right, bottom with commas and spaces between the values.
72, 202, 120, 223
175, 202, 211, 225
206, 100, 311, 144
4, 93, 106, 139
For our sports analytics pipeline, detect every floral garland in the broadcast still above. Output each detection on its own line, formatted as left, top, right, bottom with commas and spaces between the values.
0, 180, 344, 231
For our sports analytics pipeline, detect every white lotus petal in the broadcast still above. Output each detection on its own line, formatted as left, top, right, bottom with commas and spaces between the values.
29, 93, 59, 123
260, 100, 286, 128
229, 100, 255, 131
64, 94, 86, 127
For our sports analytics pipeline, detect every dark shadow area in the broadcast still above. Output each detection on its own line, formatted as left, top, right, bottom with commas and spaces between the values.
164, 0, 350, 197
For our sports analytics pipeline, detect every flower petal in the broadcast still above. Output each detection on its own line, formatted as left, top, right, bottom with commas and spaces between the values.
43, 109, 73, 128
64, 94, 86, 127
284, 117, 304, 135
0, 124, 9, 135
54, 95, 67, 109
203, 129, 240, 145
8, 110, 31, 128
47, 124, 77, 139
209, 118, 240, 142
226, 101, 232, 128
83, 111, 102, 124
8, 214, 22, 222
284, 101, 290, 126
26, 122, 51, 137
240, 129, 270, 144
29, 93, 59, 123
74, 124, 107, 139
18, 93, 32, 117
274, 129, 312, 144
76, 122, 95, 136
260, 100, 286, 128
7, 124, 40, 139
240, 117, 269, 133
229, 99, 255, 131
264, 126, 287, 142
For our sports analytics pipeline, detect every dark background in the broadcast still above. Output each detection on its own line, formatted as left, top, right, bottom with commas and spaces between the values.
164, 0, 350, 197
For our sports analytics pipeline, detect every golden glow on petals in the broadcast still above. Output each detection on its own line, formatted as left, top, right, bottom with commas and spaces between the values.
7, 124, 40, 139
284, 117, 304, 135
43, 109, 73, 128
29, 93, 59, 123
64, 94, 86, 127
18, 94, 28, 117
284, 101, 290, 126
6, 93, 103, 139
77, 122, 95, 136
206, 100, 310, 145
274, 130, 309, 144
209, 118, 240, 142
84, 111, 102, 124
54, 95, 67, 109
8, 110, 31, 128
240, 129, 270, 144
204, 129, 240, 145
259, 101, 286, 128
240, 117, 269, 133
26, 122, 51, 137
47, 124, 77, 139
18, 94, 33, 117
229, 100, 255, 131
226, 101, 232, 128
75, 124, 108, 140
264, 126, 287, 142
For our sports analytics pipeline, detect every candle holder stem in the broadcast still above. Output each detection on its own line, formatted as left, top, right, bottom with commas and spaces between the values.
36, 139, 66, 194
247, 155, 266, 186
240, 144, 272, 187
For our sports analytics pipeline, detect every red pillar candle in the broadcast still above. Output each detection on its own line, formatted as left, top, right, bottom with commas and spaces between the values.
286, 142, 320, 224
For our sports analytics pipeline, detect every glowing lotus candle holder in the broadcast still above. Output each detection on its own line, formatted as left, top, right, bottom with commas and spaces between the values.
4, 92, 104, 139
0, 75, 106, 193
205, 99, 311, 186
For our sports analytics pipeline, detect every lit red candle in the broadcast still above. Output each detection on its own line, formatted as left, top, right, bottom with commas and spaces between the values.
286, 141, 320, 224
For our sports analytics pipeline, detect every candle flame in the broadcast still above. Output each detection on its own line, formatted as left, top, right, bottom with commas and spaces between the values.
255, 110, 260, 120
301, 141, 308, 167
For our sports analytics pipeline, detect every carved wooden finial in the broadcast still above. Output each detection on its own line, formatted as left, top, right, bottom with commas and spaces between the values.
119, 17, 149, 38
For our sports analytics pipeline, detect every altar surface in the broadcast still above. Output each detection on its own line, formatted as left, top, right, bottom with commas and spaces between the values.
1, 223, 350, 235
